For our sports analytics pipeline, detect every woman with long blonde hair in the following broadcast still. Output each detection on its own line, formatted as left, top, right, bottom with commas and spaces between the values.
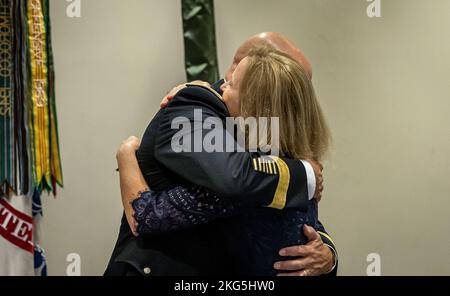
224, 45, 330, 162
217, 46, 331, 275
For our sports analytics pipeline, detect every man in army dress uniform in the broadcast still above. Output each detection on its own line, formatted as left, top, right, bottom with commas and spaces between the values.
105, 32, 337, 276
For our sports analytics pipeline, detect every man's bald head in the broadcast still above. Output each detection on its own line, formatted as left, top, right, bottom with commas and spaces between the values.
224, 32, 312, 82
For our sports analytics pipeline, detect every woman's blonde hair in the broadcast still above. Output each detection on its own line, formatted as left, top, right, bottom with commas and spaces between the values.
239, 46, 331, 161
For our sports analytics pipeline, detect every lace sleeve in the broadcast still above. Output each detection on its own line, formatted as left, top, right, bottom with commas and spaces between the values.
132, 185, 236, 236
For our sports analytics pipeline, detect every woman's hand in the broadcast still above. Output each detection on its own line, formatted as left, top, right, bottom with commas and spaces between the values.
116, 136, 146, 236
307, 159, 324, 202
160, 81, 211, 108
116, 136, 140, 160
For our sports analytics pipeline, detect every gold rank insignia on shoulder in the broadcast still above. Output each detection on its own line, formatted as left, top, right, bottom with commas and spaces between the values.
253, 156, 291, 210
252, 157, 279, 175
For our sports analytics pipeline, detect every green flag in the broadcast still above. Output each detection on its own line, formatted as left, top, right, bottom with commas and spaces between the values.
181, 0, 219, 83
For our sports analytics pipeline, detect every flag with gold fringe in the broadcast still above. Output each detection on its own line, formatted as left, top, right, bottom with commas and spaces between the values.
0, 0, 61, 276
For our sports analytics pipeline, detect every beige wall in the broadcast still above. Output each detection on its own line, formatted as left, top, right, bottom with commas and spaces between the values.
43, 0, 186, 276
43, 0, 450, 275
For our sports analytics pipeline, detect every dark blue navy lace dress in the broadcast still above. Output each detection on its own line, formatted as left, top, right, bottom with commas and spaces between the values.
132, 184, 318, 276
132, 185, 236, 235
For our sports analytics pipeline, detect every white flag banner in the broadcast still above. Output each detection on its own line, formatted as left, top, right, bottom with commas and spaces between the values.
0, 195, 46, 276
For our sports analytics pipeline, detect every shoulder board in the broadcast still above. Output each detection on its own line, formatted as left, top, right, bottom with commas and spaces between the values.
185, 82, 224, 102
